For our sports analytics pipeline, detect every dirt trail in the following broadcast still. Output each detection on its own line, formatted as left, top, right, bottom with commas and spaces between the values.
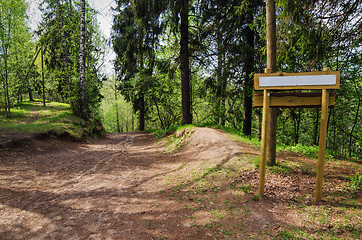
1, 131, 180, 239
1, 128, 360, 239
0, 128, 255, 240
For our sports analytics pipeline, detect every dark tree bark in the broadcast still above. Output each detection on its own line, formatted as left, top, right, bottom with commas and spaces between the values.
114, 82, 121, 133
28, 88, 34, 101
4, 50, 10, 117
243, 8, 255, 136
314, 108, 319, 145
180, 0, 192, 125
139, 95, 145, 131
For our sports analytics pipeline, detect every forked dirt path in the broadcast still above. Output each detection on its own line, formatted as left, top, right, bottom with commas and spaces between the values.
2, 128, 358, 239
1, 128, 258, 240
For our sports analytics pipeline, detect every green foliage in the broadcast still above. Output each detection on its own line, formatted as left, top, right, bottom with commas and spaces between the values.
0, 100, 104, 139
0, 101, 80, 137
112, 0, 168, 130
348, 173, 362, 191
0, 0, 32, 117
99, 77, 138, 133
1, 0, 359, 162
148, 125, 178, 138
176, 124, 195, 132
161, 126, 194, 153
273, 0, 362, 159
277, 144, 337, 160
38, 0, 104, 119
274, 229, 295, 239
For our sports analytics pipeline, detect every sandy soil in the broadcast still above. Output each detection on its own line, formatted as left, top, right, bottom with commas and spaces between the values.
0, 127, 360, 239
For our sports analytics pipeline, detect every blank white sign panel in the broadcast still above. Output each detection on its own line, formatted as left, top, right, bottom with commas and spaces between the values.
259, 75, 337, 87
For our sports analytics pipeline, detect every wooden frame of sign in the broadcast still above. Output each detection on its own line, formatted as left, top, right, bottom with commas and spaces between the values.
254, 68, 340, 203
254, 92, 336, 108
254, 70, 340, 90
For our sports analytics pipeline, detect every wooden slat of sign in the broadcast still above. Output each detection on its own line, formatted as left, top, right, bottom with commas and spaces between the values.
254, 93, 335, 108
254, 71, 340, 90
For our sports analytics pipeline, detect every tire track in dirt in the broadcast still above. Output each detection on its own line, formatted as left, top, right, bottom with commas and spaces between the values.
59, 133, 135, 189
1, 132, 163, 239
10, 133, 138, 239
1, 130, 204, 239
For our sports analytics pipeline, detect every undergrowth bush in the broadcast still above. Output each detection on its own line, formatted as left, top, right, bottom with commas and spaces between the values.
348, 172, 361, 191
277, 144, 334, 160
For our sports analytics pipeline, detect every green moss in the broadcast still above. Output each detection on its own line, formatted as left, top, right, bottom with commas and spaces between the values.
0, 101, 100, 140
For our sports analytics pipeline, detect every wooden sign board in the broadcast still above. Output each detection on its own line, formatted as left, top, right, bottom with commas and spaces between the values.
254, 68, 340, 203
254, 71, 340, 90
254, 92, 335, 108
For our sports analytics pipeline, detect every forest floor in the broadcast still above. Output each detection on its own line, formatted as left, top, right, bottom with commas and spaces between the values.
0, 127, 361, 239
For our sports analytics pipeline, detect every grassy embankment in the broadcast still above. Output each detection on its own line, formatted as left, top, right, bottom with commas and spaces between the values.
0, 100, 103, 141
154, 125, 361, 239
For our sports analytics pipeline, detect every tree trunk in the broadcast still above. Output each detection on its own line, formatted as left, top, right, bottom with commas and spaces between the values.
28, 88, 34, 101
180, 0, 192, 125
313, 108, 319, 145
114, 83, 120, 133
243, 8, 254, 136
41, 46, 46, 106
79, 0, 87, 119
4, 46, 10, 118
139, 95, 145, 131
2, 72, 9, 117
266, 0, 277, 166
153, 97, 165, 129
293, 109, 301, 145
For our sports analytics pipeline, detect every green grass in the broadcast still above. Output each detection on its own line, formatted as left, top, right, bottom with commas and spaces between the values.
196, 124, 359, 162
150, 124, 196, 153
348, 172, 362, 191
157, 123, 361, 239
0, 100, 87, 140
277, 143, 336, 160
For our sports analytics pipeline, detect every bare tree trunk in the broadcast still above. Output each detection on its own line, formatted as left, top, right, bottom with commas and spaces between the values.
349, 84, 360, 157
4, 46, 10, 118
2, 72, 9, 117
41, 45, 46, 106
180, 0, 192, 125
79, 0, 87, 119
266, 0, 277, 166
313, 108, 319, 145
114, 82, 120, 133
139, 95, 145, 130
243, 8, 255, 136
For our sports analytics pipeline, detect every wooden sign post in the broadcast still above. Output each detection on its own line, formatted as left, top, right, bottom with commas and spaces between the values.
254, 68, 340, 203
258, 88, 270, 195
